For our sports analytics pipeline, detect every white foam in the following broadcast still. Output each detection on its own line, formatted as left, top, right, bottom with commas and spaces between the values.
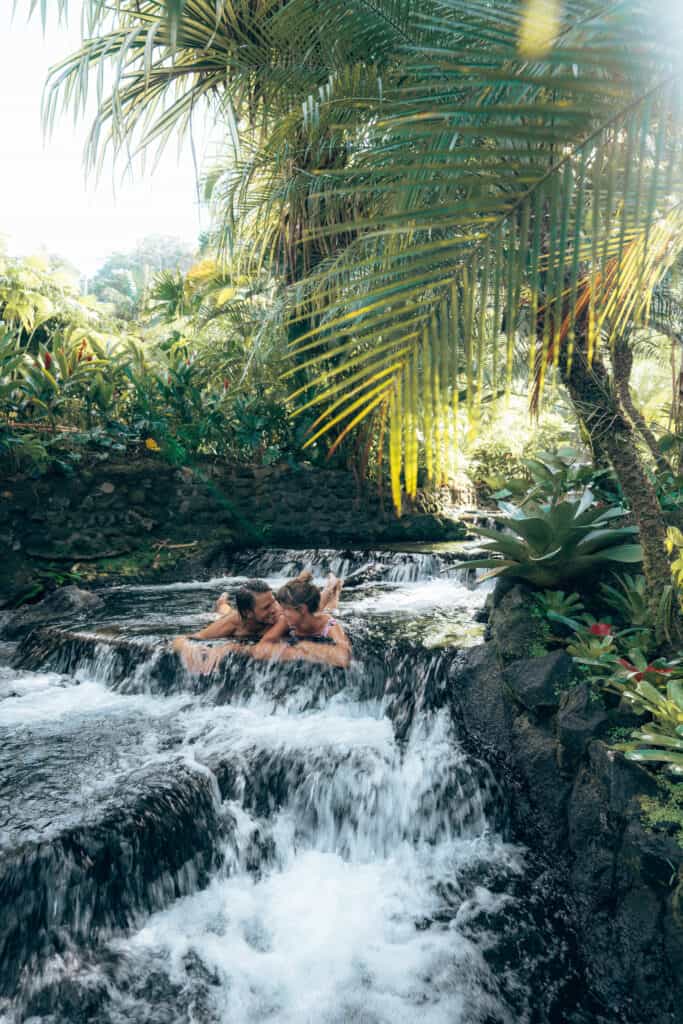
3, 554, 533, 1023
0, 676, 187, 727
345, 578, 486, 615
120, 836, 520, 1024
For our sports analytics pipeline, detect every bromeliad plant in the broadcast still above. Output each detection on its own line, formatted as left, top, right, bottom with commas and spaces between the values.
566, 626, 618, 667
464, 490, 642, 589
534, 589, 585, 625
599, 569, 677, 646
600, 574, 650, 628
613, 678, 683, 777
521, 449, 619, 507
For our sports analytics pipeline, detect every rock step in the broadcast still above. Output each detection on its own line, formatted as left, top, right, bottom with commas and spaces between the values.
11, 626, 396, 708
0, 762, 224, 999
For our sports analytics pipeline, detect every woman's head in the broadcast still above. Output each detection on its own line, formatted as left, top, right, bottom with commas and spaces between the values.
276, 579, 320, 627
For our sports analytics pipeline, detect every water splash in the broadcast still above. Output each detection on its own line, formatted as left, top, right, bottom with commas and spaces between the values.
1, 547, 590, 1023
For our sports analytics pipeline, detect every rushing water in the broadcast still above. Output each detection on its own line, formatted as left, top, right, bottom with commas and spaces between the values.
0, 548, 593, 1024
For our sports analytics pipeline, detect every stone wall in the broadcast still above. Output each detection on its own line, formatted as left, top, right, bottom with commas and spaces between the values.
1, 456, 464, 605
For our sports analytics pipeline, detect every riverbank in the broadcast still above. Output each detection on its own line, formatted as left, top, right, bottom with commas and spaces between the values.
1, 455, 468, 607
451, 580, 683, 1024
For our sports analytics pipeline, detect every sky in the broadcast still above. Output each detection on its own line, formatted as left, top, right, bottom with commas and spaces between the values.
0, 1, 208, 277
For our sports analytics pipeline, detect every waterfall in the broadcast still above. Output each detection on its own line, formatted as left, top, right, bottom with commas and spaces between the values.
0, 547, 589, 1023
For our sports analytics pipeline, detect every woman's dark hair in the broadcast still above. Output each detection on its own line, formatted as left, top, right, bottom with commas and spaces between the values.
277, 579, 320, 613
235, 579, 271, 619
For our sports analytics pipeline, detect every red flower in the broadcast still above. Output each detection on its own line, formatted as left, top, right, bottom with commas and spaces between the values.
589, 622, 612, 637
617, 658, 672, 682
44, 352, 52, 369
223, 378, 229, 390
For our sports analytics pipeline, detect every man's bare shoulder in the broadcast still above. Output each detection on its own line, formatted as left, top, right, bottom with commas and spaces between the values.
192, 609, 242, 640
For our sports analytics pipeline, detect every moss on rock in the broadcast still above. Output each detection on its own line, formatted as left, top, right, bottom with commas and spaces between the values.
639, 780, 683, 849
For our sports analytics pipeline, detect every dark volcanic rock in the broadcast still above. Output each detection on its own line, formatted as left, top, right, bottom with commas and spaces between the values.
451, 584, 683, 1024
487, 582, 549, 663
1, 587, 104, 641
557, 684, 609, 774
504, 649, 573, 713
0, 762, 223, 999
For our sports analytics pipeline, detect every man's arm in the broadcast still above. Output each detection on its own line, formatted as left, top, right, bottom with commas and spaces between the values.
190, 611, 240, 640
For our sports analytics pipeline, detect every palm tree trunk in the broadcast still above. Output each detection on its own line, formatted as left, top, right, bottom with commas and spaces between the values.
612, 336, 671, 476
560, 344, 675, 616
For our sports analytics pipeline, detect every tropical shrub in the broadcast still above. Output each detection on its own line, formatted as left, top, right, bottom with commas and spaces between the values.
467, 440, 530, 497
566, 627, 617, 665
652, 469, 683, 514
534, 590, 584, 625
599, 574, 651, 628
521, 449, 619, 507
464, 491, 642, 589
614, 678, 683, 776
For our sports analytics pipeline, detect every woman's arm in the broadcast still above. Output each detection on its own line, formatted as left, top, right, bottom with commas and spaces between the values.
280, 638, 351, 668
258, 616, 290, 645
266, 623, 351, 668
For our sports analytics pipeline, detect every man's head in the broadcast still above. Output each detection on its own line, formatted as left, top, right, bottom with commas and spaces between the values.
235, 579, 280, 627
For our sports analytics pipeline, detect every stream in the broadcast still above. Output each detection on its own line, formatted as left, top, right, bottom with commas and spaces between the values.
1, 547, 594, 1023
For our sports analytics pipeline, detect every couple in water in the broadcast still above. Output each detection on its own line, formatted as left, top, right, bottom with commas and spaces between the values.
173, 571, 351, 672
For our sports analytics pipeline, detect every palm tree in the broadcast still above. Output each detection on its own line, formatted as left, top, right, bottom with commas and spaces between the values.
243, 1, 683, 605
44, 0, 683, 601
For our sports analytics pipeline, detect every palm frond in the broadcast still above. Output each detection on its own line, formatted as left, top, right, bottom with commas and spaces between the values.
263, 1, 683, 505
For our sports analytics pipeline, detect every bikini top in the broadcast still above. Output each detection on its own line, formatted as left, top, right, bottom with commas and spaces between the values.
288, 616, 337, 644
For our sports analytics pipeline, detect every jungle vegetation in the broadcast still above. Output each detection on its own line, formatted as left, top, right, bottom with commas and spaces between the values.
6, 1, 683, 601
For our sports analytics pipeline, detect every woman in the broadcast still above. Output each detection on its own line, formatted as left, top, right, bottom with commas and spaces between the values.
255, 578, 351, 668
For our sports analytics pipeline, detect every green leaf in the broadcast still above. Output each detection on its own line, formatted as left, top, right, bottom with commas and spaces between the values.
602, 544, 644, 563
626, 749, 683, 768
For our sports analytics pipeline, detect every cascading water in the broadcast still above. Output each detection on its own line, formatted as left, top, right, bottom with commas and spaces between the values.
0, 548, 593, 1024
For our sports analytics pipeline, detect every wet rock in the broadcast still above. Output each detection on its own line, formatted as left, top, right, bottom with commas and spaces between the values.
343, 562, 385, 588
557, 685, 609, 774
567, 745, 682, 1020
453, 596, 683, 1024
13, 627, 182, 694
488, 582, 548, 663
0, 762, 223, 999
504, 650, 573, 713
1, 587, 105, 640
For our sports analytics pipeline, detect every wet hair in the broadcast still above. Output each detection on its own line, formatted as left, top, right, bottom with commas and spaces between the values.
277, 579, 320, 614
235, 579, 271, 619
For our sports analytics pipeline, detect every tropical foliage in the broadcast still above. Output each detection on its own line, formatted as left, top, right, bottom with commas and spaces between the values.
30, 0, 683, 618
465, 490, 641, 587
17, 0, 683, 801
614, 678, 683, 777
89, 235, 194, 320
0, 251, 314, 469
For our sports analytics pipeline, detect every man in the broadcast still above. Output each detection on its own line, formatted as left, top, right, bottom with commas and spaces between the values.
172, 579, 279, 672
191, 579, 280, 641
